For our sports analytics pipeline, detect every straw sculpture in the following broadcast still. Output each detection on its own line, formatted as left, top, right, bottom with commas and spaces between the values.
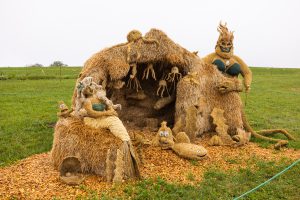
74, 28, 294, 145
52, 80, 140, 182
152, 121, 208, 160
202, 22, 252, 92
51, 27, 295, 183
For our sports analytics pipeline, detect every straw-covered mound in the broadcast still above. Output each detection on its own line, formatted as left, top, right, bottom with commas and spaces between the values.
51, 117, 139, 180
51, 117, 121, 175
175, 62, 243, 137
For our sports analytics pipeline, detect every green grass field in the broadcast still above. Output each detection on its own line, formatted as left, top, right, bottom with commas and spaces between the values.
0, 66, 81, 80
0, 67, 299, 199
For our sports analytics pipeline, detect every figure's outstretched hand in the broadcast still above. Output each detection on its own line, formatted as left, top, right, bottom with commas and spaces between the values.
246, 85, 251, 93
217, 79, 242, 93
105, 109, 118, 117
245, 85, 251, 93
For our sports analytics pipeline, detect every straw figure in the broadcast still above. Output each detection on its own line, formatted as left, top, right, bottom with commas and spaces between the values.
51, 82, 140, 183
57, 101, 73, 118
199, 22, 294, 146
152, 121, 208, 160
202, 22, 252, 92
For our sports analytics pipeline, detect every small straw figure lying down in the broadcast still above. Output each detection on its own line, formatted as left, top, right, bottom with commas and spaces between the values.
75, 77, 121, 117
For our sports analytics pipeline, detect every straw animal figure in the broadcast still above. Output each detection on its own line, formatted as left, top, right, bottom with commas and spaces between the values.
166, 66, 182, 92
152, 121, 208, 160
142, 63, 157, 80
126, 63, 142, 92
57, 101, 73, 118
113, 30, 159, 62
156, 79, 170, 97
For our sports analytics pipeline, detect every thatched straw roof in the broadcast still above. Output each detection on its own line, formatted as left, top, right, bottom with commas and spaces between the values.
75, 28, 200, 88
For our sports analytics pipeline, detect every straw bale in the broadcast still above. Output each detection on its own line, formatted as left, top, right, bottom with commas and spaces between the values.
50, 117, 140, 178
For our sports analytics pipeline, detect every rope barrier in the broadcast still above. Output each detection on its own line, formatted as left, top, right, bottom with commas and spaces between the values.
233, 158, 300, 200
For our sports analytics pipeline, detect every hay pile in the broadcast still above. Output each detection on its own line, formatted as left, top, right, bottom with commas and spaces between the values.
51, 117, 122, 176
1, 129, 299, 199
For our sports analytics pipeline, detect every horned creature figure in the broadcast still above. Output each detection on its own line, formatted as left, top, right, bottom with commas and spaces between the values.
200, 22, 294, 146
202, 22, 252, 92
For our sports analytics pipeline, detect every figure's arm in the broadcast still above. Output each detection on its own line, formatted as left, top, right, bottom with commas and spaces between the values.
98, 95, 118, 111
216, 76, 243, 93
202, 53, 216, 64
83, 99, 116, 118
233, 55, 252, 92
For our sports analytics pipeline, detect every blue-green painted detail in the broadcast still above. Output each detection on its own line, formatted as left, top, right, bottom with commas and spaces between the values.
212, 60, 241, 76
92, 103, 106, 111
213, 59, 226, 72
226, 63, 241, 76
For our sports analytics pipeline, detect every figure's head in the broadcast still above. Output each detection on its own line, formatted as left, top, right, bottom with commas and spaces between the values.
157, 129, 175, 149
77, 76, 100, 98
58, 101, 69, 112
127, 30, 142, 42
152, 121, 175, 149
160, 121, 168, 128
82, 85, 94, 97
215, 22, 234, 59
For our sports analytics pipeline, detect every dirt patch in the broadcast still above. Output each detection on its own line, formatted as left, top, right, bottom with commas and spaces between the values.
0, 129, 299, 199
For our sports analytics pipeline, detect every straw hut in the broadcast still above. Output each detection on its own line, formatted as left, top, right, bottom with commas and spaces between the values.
51, 28, 248, 181
72, 28, 244, 132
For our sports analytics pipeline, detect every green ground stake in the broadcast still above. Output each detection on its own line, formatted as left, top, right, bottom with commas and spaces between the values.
233, 158, 300, 200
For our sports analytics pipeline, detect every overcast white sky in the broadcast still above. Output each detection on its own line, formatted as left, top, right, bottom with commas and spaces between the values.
0, 0, 300, 68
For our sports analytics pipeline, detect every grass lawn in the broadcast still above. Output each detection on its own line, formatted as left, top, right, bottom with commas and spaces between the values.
121, 159, 300, 200
0, 67, 299, 199
0, 66, 81, 80
0, 78, 76, 166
